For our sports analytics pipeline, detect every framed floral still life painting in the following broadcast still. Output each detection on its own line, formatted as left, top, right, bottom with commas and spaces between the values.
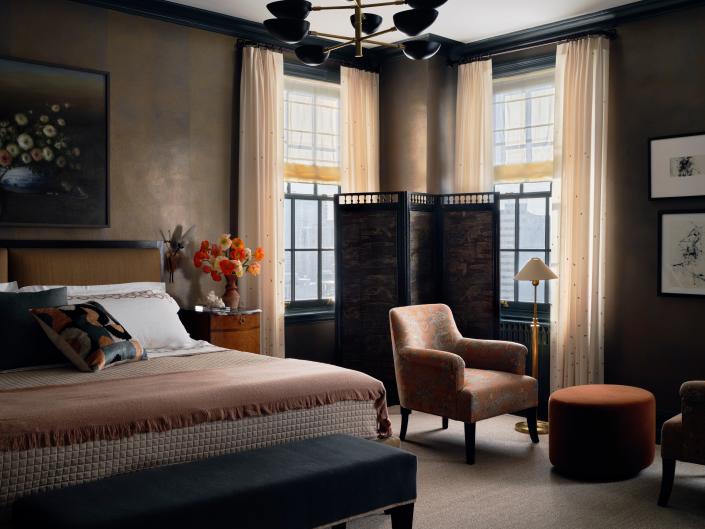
659, 210, 705, 297
0, 56, 108, 227
650, 132, 705, 199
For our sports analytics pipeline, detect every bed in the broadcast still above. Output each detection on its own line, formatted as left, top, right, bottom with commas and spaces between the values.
0, 242, 391, 510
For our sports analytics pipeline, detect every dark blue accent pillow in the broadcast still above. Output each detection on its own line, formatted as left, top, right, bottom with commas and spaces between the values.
0, 287, 68, 371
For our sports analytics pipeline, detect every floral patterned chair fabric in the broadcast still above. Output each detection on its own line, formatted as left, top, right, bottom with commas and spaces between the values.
659, 380, 705, 507
389, 304, 539, 464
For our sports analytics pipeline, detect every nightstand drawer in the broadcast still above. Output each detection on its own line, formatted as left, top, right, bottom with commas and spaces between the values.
210, 313, 259, 332
210, 329, 260, 353
179, 308, 261, 354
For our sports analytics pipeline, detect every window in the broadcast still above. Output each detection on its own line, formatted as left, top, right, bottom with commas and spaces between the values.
496, 182, 552, 309
493, 69, 555, 318
284, 77, 341, 183
283, 76, 341, 312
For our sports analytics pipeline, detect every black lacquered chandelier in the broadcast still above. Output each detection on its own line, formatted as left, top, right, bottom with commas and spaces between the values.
264, 0, 447, 66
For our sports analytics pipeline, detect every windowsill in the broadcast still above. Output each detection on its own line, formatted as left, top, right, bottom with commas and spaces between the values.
285, 306, 335, 324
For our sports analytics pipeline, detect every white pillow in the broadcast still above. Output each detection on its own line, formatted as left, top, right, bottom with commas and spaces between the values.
0, 282, 18, 293
67, 290, 192, 349
19, 282, 166, 295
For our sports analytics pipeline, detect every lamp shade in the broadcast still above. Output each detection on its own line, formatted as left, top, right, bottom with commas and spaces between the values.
350, 13, 384, 35
393, 8, 438, 36
295, 44, 330, 66
402, 39, 441, 60
514, 258, 558, 281
264, 18, 310, 44
267, 1, 312, 20
407, 0, 448, 8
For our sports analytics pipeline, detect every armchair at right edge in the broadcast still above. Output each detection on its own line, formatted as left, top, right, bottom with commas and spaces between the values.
389, 304, 539, 465
658, 380, 705, 507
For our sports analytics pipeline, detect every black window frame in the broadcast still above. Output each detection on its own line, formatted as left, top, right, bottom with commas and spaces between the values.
496, 182, 552, 322
284, 182, 340, 315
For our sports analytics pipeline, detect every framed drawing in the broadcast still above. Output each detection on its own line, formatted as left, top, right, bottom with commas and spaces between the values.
0, 56, 109, 227
659, 210, 705, 297
650, 132, 705, 199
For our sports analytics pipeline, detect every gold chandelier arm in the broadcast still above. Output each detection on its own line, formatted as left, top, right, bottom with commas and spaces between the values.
360, 1, 406, 7
311, 5, 358, 10
311, 1, 404, 11
322, 26, 399, 53
310, 31, 357, 41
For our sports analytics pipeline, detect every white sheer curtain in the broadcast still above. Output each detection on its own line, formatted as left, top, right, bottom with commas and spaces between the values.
340, 66, 380, 192
454, 59, 493, 193
550, 36, 609, 389
238, 46, 285, 358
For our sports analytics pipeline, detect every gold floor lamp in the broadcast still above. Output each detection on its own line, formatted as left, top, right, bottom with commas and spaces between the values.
513, 257, 558, 436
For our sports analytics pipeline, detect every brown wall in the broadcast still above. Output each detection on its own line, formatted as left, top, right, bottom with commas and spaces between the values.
0, 0, 236, 306
379, 53, 457, 193
605, 5, 705, 420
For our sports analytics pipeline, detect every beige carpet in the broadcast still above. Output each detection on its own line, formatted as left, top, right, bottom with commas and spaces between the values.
348, 407, 705, 529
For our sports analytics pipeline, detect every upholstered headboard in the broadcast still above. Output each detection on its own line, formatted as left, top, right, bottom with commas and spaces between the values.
0, 242, 163, 287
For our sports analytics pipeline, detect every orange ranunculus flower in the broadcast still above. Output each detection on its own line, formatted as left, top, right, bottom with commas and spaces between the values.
210, 243, 222, 257
211, 269, 222, 282
230, 246, 246, 262
231, 237, 245, 250
253, 247, 265, 261
193, 250, 208, 268
202, 265, 212, 274
220, 259, 236, 276
248, 262, 261, 277
200, 240, 210, 252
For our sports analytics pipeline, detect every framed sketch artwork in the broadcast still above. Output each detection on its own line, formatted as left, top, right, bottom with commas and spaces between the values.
650, 132, 705, 199
659, 210, 705, 297
0, 56, 109, 227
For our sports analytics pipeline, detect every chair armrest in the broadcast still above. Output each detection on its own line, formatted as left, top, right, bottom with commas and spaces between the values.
396, 346, 465, 396
681, 381, 705, 404
453, 338, 527, 375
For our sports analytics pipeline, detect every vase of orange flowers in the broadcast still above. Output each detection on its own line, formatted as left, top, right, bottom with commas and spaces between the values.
193, 234, 264, 310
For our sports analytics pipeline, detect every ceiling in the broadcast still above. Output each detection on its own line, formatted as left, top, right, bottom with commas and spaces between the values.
167, 0, 640, 45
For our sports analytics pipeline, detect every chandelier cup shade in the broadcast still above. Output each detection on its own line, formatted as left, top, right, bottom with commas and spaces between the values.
349, 13, 384, 35
393, 8, 439, 37
402, 39, 441, 60
295, 44, 331, 66
406, 0, 448, 8
266, 0, 313, 19
264, 18, 310, 44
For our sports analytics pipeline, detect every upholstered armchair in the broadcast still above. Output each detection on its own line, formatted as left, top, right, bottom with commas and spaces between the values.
658, 381, 705, 507
389, 304, 539, 464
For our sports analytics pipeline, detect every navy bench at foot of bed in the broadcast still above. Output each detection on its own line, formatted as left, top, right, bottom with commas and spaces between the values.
12, 434, 417, 529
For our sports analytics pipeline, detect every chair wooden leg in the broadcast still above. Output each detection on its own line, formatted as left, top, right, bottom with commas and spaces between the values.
658, 459, 676, 507
390, 502, 414, 529
464, 422, 476, 465
400, 407, 410, 441
442, 416, 449, 429
526, 407, 540, 444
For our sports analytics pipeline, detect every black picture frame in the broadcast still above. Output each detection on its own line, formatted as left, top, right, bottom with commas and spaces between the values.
0, 55, 110, 227
658, 209, 705, 298
649, 131, 705, 200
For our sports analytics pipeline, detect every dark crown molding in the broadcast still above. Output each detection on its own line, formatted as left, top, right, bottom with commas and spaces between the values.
449, 0, 705, 62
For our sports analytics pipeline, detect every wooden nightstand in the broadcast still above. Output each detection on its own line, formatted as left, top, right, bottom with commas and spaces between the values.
179, 307, 261, 354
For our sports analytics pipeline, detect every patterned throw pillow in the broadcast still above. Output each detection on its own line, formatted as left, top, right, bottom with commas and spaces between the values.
31, 301, 147, 372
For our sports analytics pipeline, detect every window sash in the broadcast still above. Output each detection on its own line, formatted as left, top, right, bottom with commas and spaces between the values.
284, 182, 339, 308
284, 76, 341, 183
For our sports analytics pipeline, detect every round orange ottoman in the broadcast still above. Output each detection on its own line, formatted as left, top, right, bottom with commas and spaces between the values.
549, 385, 655, 480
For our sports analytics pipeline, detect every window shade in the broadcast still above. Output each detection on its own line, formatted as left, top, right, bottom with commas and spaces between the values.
284, 76, 341, 183
493, 69, 555, 183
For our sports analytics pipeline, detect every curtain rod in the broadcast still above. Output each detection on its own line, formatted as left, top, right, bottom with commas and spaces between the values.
452, 29, 616, 66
